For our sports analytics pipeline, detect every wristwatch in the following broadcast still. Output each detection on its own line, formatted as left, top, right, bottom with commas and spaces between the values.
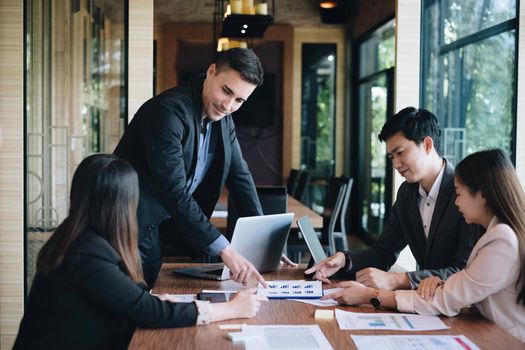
342, 252, 352, 272
370, 289, 381, 310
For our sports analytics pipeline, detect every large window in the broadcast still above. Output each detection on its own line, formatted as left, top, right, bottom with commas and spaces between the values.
25, 0, 127, 289
353, 20, 395, 238
300, 43, 337, 211
421, 0, 517, 163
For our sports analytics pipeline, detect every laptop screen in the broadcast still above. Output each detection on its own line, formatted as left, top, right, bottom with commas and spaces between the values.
228, 213, 294, 273
297, 215, 327, 264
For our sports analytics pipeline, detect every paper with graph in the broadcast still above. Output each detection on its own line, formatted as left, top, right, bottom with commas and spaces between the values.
351, 335, 479, 350
257, 280, 323, 299
335, 309, 449, 331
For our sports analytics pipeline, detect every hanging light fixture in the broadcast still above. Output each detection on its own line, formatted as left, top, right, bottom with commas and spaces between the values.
213, 0, 275, 52
318, 0, 347, 24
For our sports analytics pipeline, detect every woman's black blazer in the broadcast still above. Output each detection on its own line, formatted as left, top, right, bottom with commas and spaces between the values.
13, 231, 198, 350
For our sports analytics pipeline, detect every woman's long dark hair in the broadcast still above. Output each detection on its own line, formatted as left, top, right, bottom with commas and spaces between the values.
455, 149, 525, 306
37, 154, 144, 284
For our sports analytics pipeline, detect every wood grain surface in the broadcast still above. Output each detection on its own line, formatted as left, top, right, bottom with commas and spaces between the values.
129, 264, 524, 349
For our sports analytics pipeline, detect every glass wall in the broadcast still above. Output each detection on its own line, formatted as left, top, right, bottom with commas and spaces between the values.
25, 0, 127, 289
421, 0, 517, 163
354, 20, 395, 238
300, 44, 337, 211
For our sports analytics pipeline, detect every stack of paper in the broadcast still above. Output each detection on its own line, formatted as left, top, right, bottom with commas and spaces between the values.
289, 288, 343, 307
150, 293, 196, 303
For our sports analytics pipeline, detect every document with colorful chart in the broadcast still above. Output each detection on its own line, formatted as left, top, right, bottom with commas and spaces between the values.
335, 309, 449, 331
350, 335, 479, 350
257, 280, 323, 299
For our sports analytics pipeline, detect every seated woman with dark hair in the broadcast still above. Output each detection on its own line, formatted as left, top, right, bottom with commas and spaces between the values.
14, 154, 262, 350
322, 149, 525, 342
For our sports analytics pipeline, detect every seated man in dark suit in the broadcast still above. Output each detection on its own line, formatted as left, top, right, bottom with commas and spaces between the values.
306, 107, 478, 290
114, 48, 271, 288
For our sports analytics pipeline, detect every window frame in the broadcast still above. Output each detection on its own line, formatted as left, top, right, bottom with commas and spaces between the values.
420, 0, 519, 163
350, 16, 396, 241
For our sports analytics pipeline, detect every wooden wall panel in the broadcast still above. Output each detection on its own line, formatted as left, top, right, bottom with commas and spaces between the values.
158, 23, 213, 93
0, 1, 24, 348
265, 26, 294, 182
128, 0, 154, 121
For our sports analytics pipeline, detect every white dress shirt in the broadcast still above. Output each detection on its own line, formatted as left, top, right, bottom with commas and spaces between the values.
418, 162, 445, 238
395, 217, 525, 342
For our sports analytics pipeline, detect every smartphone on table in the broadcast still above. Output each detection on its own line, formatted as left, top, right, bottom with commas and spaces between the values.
197, 291, 235, 303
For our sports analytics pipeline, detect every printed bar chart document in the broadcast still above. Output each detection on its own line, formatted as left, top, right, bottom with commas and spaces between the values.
351, 335, 480, 350
335, 309, 449, 331
257, 280, 323, 299
242, 325, 334, 350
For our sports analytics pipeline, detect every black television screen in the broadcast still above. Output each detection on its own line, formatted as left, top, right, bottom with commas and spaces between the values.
232, 73, 276, 128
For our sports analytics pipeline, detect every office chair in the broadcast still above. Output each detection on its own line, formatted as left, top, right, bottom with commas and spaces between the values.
286, 169, 302, 198
286, 177, 350, 262
326, 177, 353, 253
318, 177, 349, 255
294, 170, 310, 202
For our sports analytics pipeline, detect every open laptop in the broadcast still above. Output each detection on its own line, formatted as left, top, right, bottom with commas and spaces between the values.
297, 215, 328, 264
172, 213, 293, 280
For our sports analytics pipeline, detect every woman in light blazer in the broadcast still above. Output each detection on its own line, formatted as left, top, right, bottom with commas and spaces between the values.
322, 149, 525, 342
14, 154, 262, 350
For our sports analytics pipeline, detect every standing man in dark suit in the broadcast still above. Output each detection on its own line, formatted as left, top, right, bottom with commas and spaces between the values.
114, 48, 268, 288
306, 107, 478, 290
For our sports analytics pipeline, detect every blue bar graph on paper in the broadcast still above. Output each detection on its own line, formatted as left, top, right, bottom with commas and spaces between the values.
401, 315, 415, 329
430, 337, 447, 346
360, 316, 386, 327
259, 280, 323, 299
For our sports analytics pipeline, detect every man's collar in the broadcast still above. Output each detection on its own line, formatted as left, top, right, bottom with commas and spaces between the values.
419, 160, 446, 198
189, 74, 205, 123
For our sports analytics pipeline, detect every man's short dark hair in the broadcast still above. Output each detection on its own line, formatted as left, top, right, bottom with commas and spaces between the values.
378, 107, 442, 156
214, 48, 264, 87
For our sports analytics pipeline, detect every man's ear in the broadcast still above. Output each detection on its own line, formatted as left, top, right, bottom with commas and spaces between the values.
206, 63, 216, 77
423, 136, 434, 154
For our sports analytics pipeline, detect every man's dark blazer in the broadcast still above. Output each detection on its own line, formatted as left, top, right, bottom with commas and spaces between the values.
343, 160, 479, 286
114, 76, 262, 276
13, 231, 198, 350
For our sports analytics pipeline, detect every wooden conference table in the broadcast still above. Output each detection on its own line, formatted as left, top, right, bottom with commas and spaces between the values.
129, 264, 523, 349
210, 194, 323, 231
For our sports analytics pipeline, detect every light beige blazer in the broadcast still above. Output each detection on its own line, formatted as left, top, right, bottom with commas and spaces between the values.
395, 216, 525, 342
